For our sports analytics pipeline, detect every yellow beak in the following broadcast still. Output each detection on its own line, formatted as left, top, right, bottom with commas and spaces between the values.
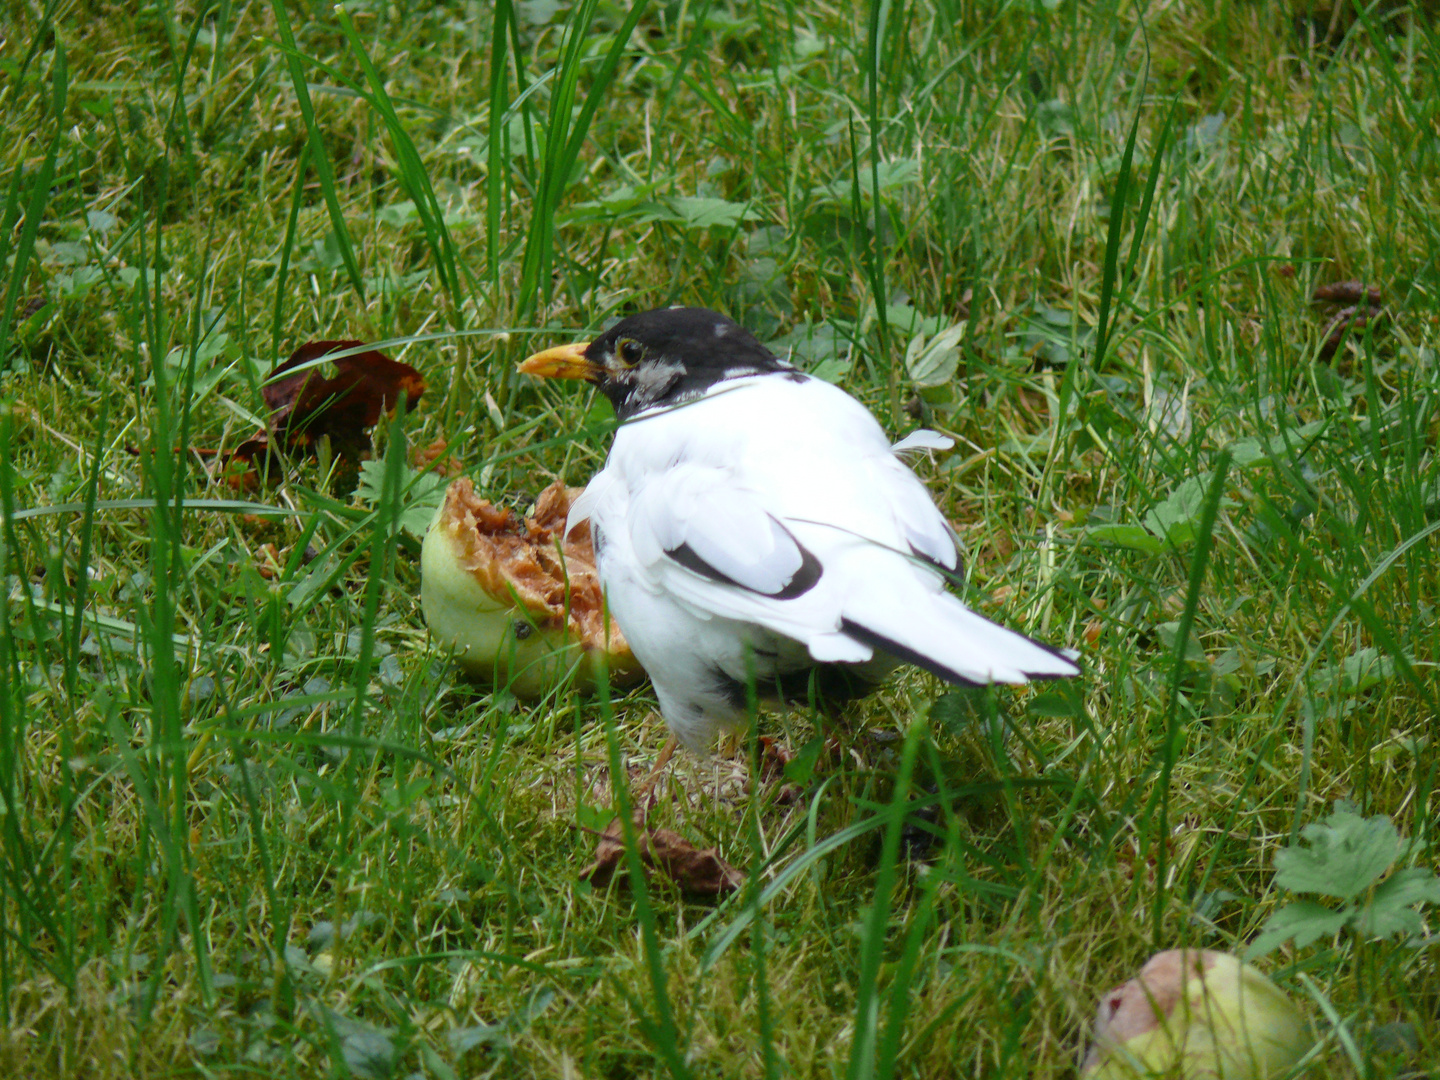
517, 341, 598, 381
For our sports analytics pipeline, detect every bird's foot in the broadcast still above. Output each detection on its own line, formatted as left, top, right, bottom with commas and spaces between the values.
630, 731, 678, 808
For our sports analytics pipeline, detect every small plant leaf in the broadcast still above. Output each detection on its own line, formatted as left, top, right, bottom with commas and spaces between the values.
662, 196, 760, 230
1143, 476, 1213, 547
1248, 900, 1352, 958
354, 459, 447, 537
1026, 691, 1083, 717
1354, 867, 1440, 940
782, 735, 826, 785
903, 323, 965, 388
809, 159, 920, 205
1313, 646, 1398, 696
1084, 523, 1168, 555
771, 321, 852, 383
1156, 620, 1206, 663
1274, 806, 1401, 902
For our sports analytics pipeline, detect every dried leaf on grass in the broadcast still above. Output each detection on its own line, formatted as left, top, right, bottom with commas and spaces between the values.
579, 811, 744, 897
757, 735, 794, 781
230, 340, 425, 480
579, 815, 632, 887
645, 828, 747, 895
411, 437, 461, 477
1313, 281, 1387, 361
1313, 280, 1381, 306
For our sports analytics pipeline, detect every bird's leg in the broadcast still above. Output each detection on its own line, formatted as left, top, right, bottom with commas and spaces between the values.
716, 727, 748, 760
631, 732, 679, 806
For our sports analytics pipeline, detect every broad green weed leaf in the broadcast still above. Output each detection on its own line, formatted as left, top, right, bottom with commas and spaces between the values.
1156, 620, 1206, 662
903, 324, 965, 388
1143, 476, 1213, 547
1355, 867, 1440, 939
809, 159, 920, 204
355, 459, 448, 538
663, 196, 760, 230
1275, 807, 1400, 901
1026, 691, 1082, 718
865, 299, 944, 338
1313, 647, 1398, 696
772, 321, 852, 383
1248, 901, 1351, 958
1354, 897, 1424, 940
1084, 523, 1168, 555
782, 735, 827, 785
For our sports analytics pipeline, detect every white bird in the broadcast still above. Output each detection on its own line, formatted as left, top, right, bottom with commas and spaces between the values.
520, 307, 1078, 752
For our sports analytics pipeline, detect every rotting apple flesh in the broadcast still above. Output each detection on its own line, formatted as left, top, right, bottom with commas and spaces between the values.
421, 478, 643, 698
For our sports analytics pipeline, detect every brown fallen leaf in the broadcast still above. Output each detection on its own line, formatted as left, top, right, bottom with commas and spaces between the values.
757, 735, 794, 782
1312, 281, 1386, 361
411, 437, 461, 477
265, 339, 425, 452
255, 543, 284, 580
231, 340, 426, 476
645, 828, 745, 896
579, 812, 745, 898
1313, 280, 1381, 306
1318, 304, 1387, 360
578, 814, 633, 887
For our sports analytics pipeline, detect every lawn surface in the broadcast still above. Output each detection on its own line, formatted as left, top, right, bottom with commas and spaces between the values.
1, 0, 1437, 1076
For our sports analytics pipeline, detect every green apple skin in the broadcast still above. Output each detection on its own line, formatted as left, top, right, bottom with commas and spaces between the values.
1084, 951, 1312, 1080
420, 503, 641, 699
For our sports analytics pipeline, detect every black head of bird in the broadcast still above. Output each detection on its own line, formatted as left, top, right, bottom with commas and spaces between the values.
518, 307, 796, 420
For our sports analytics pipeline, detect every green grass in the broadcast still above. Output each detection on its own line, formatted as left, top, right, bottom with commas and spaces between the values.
2, 0, 1438, 1076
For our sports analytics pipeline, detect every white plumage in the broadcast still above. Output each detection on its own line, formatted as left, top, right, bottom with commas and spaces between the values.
521, 308, 1078, 751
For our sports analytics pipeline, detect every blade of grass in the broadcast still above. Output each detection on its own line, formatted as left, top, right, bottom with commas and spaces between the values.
133, 160, 218, 1016
485, 0, 514, 291
742, 655, 779, 1080
1145, 449, 1230, 944
270, 143, 309, 361
0, 408, 79, 1007
517, 0, 652, 317
268, 0, 366, 300
1123, 97, 1177, 286
598, 669, 692, 1080
0, 41, 65, 371
334, 4, 467, 305
845, 716, 924, 1080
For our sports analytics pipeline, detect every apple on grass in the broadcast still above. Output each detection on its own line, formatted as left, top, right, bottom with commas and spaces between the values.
1081, 950, 1313, 1079
421, 478, 644, 699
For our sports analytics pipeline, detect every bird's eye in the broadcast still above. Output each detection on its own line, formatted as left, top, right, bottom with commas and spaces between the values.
616, 338, 644, 366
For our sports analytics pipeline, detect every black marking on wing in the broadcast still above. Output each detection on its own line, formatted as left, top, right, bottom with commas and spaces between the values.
666, 524, 822, 600
840, 618, 1079, 684
840, 618, 981, 686
908, 541, 963, 582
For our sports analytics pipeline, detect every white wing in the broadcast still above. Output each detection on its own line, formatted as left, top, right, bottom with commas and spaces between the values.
595, 375, 1077, 684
